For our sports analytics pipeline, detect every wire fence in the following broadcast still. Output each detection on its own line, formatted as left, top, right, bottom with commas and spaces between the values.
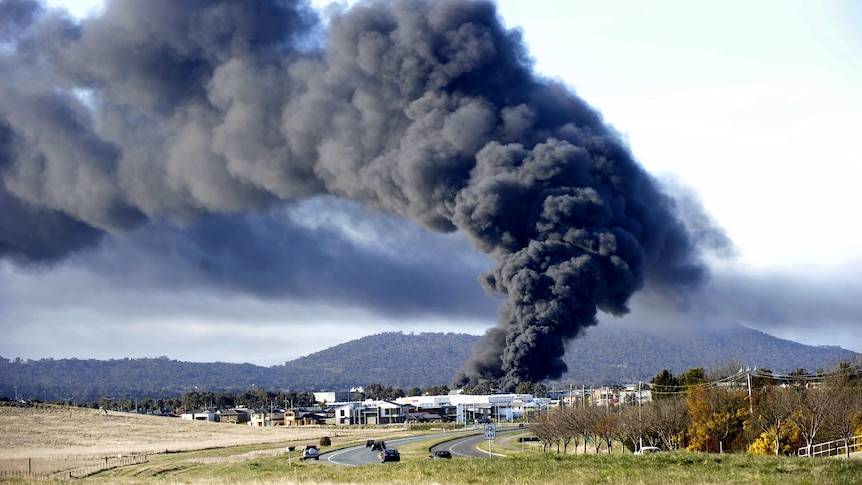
0, 453, 148, 480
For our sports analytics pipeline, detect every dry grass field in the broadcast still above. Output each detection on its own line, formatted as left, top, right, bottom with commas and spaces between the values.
0, 403, 409, 479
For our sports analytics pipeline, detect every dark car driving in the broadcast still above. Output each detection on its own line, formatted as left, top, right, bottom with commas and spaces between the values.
429, 450, 452, 459
370, 440, 386, 451
380, 449, 400, 463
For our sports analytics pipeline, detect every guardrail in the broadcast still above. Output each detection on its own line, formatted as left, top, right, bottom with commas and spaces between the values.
798, 435, 862, 457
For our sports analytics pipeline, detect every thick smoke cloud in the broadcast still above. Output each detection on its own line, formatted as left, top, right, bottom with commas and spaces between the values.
0, 0, 722, 389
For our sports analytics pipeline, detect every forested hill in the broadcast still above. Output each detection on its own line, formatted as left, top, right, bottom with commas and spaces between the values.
556, 323, 858, 385
2, 325, 857, 402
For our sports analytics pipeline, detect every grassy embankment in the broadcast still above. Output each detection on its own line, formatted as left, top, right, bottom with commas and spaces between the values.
2, 405, 861, 485
43, 433, 862, 485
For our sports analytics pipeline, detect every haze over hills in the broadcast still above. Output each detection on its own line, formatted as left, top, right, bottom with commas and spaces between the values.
2, 323, 857, 403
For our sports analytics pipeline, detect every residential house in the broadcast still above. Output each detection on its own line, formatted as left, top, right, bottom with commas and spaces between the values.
249, 409, 286, 427
218, 408, 251, 424
180, 409, 218, 422
284, 407, 333, 426
333, 401, 413, 425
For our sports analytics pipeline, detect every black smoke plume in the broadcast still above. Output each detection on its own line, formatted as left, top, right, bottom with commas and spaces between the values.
0, 0, 721, 389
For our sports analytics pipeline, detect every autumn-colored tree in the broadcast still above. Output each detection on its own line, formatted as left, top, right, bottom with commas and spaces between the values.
748, 425, 802, 456
686, 386, 749, 453
594, 412, 619, 454
748, 386, 794, 456
579, 405, 612, 454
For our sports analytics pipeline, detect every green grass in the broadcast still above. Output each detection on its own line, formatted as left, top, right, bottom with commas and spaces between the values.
9, 436, 861, 485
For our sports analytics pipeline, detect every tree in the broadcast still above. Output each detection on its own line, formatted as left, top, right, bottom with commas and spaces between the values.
553, 406, 583, 454
783, 383, 836, 456
825, 372, 862, 458
295, 392, 317, 407
686, 386, 748, 453
423, 385, 450, 396
614, 409, 646, 453
748, 386, 794, 456
646, 396, 689, 451
470, 380, 498, 395
529, 414, 559, 453
651, 369, 679, 400
515, 381, 534, 395
679, 368, 707, 388
406, 387, 422, 397
364, 383, 405, 400
214, 393, 235, 409
531, 383, 549, 398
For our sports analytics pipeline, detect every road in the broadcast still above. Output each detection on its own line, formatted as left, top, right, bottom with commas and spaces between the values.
430, 427, 522, 458
322, 427, 523, 465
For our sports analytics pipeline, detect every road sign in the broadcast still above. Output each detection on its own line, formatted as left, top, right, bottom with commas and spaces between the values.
483, 423, 496, 439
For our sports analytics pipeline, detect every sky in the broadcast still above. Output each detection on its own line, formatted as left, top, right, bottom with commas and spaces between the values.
2, 0, 860, 371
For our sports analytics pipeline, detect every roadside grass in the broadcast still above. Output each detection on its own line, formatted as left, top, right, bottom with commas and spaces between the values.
43, 439, 862, 485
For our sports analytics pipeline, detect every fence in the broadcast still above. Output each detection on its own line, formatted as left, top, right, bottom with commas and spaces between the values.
798, 435, 862, 457
0, 454, 148, 480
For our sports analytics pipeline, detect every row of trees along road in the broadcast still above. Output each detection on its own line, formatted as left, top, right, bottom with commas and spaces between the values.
530, 361, 862, 457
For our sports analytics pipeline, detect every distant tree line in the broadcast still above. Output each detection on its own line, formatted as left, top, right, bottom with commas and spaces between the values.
31, 382, 474, 412
530, 361, 862, 456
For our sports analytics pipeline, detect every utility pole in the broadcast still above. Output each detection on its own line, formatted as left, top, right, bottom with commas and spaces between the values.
746, 370, 753, 414
638, 382, 643, 451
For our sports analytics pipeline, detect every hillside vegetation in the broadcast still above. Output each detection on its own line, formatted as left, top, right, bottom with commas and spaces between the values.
2, 325, 857, 402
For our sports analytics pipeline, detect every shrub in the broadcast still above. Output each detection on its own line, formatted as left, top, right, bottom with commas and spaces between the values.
319, 436, 331, 447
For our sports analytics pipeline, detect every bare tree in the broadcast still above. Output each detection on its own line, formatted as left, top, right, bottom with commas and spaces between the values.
648, 396, 689, 451
749, 386, 795, 456
825, 376, 862, 458
613, 409, 645, 453
529, 414, 557, 453
556, 405, 586, 454
782, 383, 836, 456
554, 406, 581, 454
581, 405, 609, 454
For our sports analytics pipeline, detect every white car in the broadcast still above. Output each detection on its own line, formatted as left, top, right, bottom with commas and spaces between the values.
634, 446, 662, 455
300, 445, 320, 460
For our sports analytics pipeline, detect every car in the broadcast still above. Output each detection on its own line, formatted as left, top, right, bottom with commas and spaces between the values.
370, 440, 386, 451
380, 449, 400, 463
366, 439, 376, 447
477, 418, 492, 424
429, 450, 452, 459
300, 444, 320, 460
634, 446, 662, 455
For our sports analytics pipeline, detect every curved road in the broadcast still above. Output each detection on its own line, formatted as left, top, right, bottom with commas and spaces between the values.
322, 427, 522, 465
430, 428, 521, 458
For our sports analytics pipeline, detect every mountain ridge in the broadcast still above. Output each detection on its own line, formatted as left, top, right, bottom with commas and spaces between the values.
2, 323, 857, 402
